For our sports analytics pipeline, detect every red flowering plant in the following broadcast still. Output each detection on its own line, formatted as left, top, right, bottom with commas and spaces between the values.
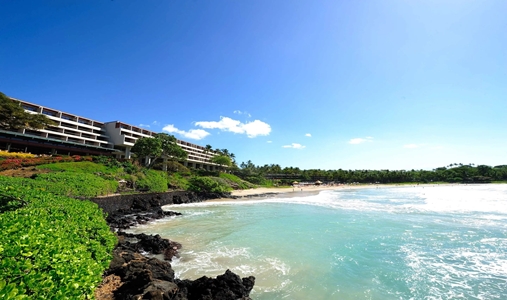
0, 155, 94, 170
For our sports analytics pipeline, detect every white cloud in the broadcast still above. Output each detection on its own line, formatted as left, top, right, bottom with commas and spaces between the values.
195, 116, 271, 138
267, 140, 272, 143
182, 129, 210, 140
282, 143, 306, 149
162, 124, 210, 140
139, 124, 150, 128
305, 133, 312, 137
348, 137, 373, 144
152, 121, 160, 126
403, 144, 419, 149
162, 124, 179, 133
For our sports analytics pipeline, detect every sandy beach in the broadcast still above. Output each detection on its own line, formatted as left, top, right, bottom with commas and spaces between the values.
224, 183, 463, 200
213, 184, 387, 201
230, 185, 345, 197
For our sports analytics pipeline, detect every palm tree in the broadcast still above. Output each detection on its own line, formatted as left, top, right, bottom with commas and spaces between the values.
204, 144, 213, 162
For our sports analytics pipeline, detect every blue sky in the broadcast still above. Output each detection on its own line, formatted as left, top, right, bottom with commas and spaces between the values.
1, 0, 506, 170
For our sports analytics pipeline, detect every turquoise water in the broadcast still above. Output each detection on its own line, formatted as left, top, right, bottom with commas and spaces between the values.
129, 185, 507, 299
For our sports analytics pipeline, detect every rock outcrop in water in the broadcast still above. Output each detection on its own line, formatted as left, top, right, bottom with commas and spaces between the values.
94, 191, 255, 300
101, 232, 255, 300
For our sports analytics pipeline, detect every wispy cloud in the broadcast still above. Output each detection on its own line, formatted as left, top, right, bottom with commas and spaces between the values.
233, 110, 252, 117
267, 140, 272, 143
348, 137, 373, 144
282, 143, 306, 149
305, 133, 312, 137
152, 121, 160, 126
139, 124, 150, 128
195, 117, 271, 138
162, 124, 210, 140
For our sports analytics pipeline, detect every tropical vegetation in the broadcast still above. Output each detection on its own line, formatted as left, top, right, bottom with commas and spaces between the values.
131, 133, 187, 169
235, 161, 507, 184
0, 177, 116, 299
0, 92, 56, 131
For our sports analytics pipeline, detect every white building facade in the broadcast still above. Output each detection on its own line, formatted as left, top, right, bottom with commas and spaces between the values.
1, 98, 219, 170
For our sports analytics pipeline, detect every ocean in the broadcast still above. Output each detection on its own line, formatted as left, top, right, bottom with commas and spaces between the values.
128, 185, 507, 299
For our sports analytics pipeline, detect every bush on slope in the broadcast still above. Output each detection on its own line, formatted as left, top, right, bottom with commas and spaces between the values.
0, 179, 116, 299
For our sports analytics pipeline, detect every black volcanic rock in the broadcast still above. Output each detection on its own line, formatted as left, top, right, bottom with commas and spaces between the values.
94, 191, 231, 231
96, 191, 254, 299
106, 233, 254, 300
176, 269, 255, 300
118, 232, 182, 261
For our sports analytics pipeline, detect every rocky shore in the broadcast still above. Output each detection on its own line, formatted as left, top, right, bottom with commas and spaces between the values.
92, 191, 256, 300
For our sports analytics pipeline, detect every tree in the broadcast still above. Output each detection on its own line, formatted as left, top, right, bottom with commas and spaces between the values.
131, 133, 187, 168
221, 149, 230, 157
477, 165, 492, 177
211, 155, 232, 171
205, 144, 213, 153
0, 92, 56, 130
131, 137, 162, 168
155, 133, 187, 161
204, 144, 213, 162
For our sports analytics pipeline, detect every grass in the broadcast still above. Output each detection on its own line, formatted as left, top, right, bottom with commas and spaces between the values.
37, 161, 116, 174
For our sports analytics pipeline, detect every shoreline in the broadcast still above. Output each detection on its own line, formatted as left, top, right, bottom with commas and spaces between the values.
97, 183, 502, 298
94, 191, 256, 300
210, 182, 494, 202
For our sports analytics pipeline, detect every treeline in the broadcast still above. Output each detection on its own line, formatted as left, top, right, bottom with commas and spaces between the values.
236, 161, 507, 184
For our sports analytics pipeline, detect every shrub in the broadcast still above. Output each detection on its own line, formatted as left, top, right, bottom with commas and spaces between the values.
92, 156, 122, 168
135, 170, 168, 192
0, 173, 118, 198
0, 155, 91, 171
121, 160, 139, 174
0, 180, 116, 298
33, 173, 119, 197
219, 173, 256, 189
0, 151, 35, 159
166, 161, 191, 174
168, 173, 190, 190
187, 176, 232, 193
37, 161, 113, 174
243, 175, 273, 186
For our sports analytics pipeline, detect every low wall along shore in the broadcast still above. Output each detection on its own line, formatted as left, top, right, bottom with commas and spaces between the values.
91, 191, 209, 214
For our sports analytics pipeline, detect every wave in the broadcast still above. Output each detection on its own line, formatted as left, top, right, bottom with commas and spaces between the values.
171, 242, 292, 295
165, 185, 507, 217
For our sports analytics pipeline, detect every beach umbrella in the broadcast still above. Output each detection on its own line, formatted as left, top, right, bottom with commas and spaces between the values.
315, 180, 322, 185
292, 181, 299, 185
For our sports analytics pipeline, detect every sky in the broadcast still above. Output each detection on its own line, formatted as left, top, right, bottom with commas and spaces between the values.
1, 0, 506, 170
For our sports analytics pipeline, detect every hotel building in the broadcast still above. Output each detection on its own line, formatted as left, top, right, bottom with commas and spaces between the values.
1, 98, 219, 170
